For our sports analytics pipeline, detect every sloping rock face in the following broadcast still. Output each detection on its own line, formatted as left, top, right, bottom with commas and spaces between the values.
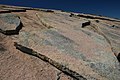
0, 5, 120, 80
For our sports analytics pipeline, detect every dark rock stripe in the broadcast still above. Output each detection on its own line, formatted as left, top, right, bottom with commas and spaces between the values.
82, 21, 91, 28
0, 10, 11, 13
8, 9, 26, 12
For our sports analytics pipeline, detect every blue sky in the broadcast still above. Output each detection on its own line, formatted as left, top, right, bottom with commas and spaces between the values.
0, 0, 120, 19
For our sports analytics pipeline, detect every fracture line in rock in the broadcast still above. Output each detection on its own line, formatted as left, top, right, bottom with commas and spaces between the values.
14, 42, 87, 80
90, 23, 120, 61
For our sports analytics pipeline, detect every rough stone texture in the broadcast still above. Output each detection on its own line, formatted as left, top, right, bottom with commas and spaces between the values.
0, 13, 23, 35
0, 33, 74, 80
0, 14, 19, 30
0, 5, 120, 80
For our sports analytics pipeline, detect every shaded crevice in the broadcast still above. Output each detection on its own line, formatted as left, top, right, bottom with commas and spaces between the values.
7, 9, 26, 12
57, 72, 62, 80
0, 9, 26, 14
114, 52, 120, 62
116, 53, 120, 62
14, 42, 87, 80
0, 10, 11, 14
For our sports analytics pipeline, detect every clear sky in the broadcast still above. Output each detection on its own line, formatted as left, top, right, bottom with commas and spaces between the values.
0, 0, 120, 19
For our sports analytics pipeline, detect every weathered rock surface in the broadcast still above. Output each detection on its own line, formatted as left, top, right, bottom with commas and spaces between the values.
0, 13, 23, 35
0, 5, 120, 80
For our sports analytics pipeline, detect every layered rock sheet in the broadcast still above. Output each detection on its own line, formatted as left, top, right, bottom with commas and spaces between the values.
0, 5, 120, 80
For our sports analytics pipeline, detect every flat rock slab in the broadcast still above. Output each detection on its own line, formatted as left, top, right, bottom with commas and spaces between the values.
0, 13, 20, 30
0, 13, 22, 35
15, 10, 120, 80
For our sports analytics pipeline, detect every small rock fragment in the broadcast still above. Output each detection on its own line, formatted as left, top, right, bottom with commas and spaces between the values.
82, 21, 91, 28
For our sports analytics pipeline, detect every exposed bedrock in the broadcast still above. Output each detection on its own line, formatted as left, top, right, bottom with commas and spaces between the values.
0, 5, 120, 80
